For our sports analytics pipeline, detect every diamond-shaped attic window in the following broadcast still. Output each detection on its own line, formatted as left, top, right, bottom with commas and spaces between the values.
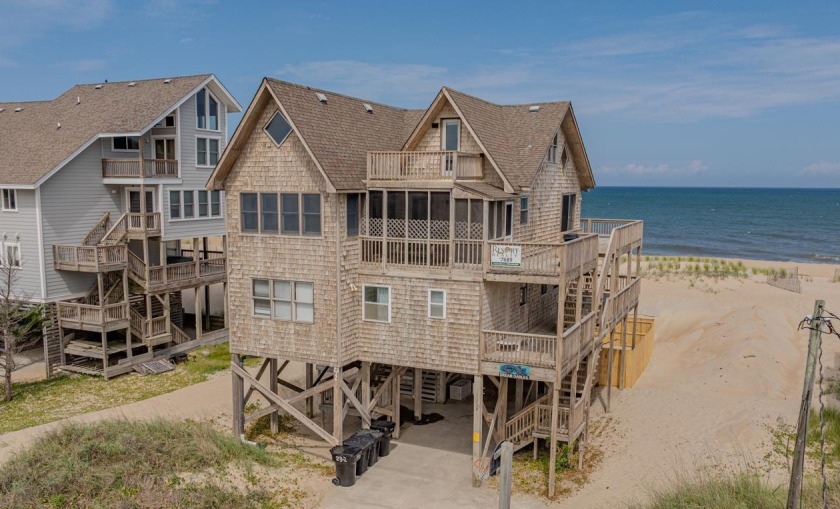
265, 112, 292, 146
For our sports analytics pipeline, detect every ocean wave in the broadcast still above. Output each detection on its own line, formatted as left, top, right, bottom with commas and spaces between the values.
803, 253, 840, 263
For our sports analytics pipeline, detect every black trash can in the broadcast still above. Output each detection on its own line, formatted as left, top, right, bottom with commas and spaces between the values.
330, 445, 362, 487
356, 429, 383, 466
343, 433, 373, 475
370, 420, 396, 457
563, 232, 579, 242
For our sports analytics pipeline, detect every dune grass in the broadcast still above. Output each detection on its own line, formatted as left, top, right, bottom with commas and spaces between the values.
636, 406, 840, 508
0, 419, 282, 508
0, 342, 235, 434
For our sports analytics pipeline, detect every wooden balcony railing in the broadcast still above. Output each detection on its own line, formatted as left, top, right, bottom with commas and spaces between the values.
147, 257, 226, 290
53, 244, 127, 272
126, 213, 161, 236
102, 158, 179, 179
485, 234, 598, 279
360, 237, 483, 270
559, 311, 598, 375
367, 151, 482, 181
58, 301, 127, 329
601, 278, 642, 332
483, 330, 557, 368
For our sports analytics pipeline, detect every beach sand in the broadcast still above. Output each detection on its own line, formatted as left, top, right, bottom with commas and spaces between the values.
1, 258, 838, 508
560, 258, 840, 508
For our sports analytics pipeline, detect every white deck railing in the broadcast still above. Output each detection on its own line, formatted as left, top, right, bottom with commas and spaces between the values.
367, 151, 482, 181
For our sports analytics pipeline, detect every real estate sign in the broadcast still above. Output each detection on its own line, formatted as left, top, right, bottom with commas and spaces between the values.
490, 245, 522, 267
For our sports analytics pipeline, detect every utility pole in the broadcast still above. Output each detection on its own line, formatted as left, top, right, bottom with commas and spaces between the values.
787, 299, 825, 509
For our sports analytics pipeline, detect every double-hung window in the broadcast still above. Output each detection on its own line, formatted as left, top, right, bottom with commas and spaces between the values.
252, 279, 314, 322
241, 192, 320, 235
241, 193, 259, 232
261, 193, 278, 233
198, 191, 209, 218
2, 243, 21, 268
346, 194, 360, 236
169, 191, 181, 219
428, 289, 446, 319
171, 190, 222, 220
197, 137, 220, 167
1, 189, 17, 211
363, 285, 390, 323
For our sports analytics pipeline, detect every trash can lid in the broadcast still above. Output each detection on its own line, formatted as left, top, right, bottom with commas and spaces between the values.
330, 444, 362, 459
370, 420, 396, 431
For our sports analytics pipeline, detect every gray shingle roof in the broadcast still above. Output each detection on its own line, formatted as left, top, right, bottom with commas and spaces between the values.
444, 88, 593, 190
0, 74, 212, 186
265, 79, 424, 191
211, 79, 594, 193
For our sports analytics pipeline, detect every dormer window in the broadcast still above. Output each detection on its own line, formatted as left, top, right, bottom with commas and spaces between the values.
196, 88, 219, 131
265, 111, 293, 146
547, 133, 558, 163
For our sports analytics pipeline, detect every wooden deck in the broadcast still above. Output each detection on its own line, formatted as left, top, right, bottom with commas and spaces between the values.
53, 244, 127, 272
57, 302, 128, 332
481, 311, 598, 379
128, 251, 227, 293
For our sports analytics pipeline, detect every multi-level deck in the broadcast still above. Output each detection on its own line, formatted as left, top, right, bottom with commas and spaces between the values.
52, 208, 228, 379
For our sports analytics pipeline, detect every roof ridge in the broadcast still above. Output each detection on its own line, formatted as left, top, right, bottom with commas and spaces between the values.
445, 87, 570, 108
0, 100, 51, 106
72, 73, 212, 88
266, 77, 409, 111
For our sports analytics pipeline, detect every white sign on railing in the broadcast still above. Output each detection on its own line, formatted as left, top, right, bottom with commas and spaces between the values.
490, 245, 522, 267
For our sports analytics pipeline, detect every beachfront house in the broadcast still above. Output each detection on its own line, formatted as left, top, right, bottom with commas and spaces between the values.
0, 74, 242, 379
208, 78, 643, 495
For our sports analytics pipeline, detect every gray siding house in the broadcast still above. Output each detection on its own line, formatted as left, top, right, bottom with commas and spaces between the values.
0, 74, 241, 378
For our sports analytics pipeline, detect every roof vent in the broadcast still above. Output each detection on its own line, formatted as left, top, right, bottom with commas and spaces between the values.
316, 92, 327, 103
363, 103, 373, 113
14, 107, 23, 112
529, 105, 540, 113
57, 122, 61, 129
0, 108, 4, 113
163, 79, 172, 84
95, 84, 103, 90
128, 82, 136, 87
76, 96, 81, 105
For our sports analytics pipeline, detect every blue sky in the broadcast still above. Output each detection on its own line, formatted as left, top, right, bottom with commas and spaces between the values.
1, 0, 839, 188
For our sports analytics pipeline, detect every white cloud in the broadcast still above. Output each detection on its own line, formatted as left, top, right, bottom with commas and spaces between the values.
798, 161, 840, 177
599, 160, 708, 177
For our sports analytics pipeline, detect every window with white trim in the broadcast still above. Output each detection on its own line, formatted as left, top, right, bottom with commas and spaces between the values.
363, 285, 390, 323
2, 242, 21, 268
1, 189, 17, 211
252, 279, 314, 322
196, 88, 220, 131
428, 289, 446, 319
112, 136, 139, 151
170, 190, 222, 220
197, 137, 220, 167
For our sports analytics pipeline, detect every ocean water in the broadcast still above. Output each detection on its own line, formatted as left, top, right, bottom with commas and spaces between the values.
581, 187, 840, 263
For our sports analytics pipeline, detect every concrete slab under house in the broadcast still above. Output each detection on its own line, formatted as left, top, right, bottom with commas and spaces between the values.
208, 78, 646, 497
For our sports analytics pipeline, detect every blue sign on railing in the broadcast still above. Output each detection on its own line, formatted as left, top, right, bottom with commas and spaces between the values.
499, 364, 530, 379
